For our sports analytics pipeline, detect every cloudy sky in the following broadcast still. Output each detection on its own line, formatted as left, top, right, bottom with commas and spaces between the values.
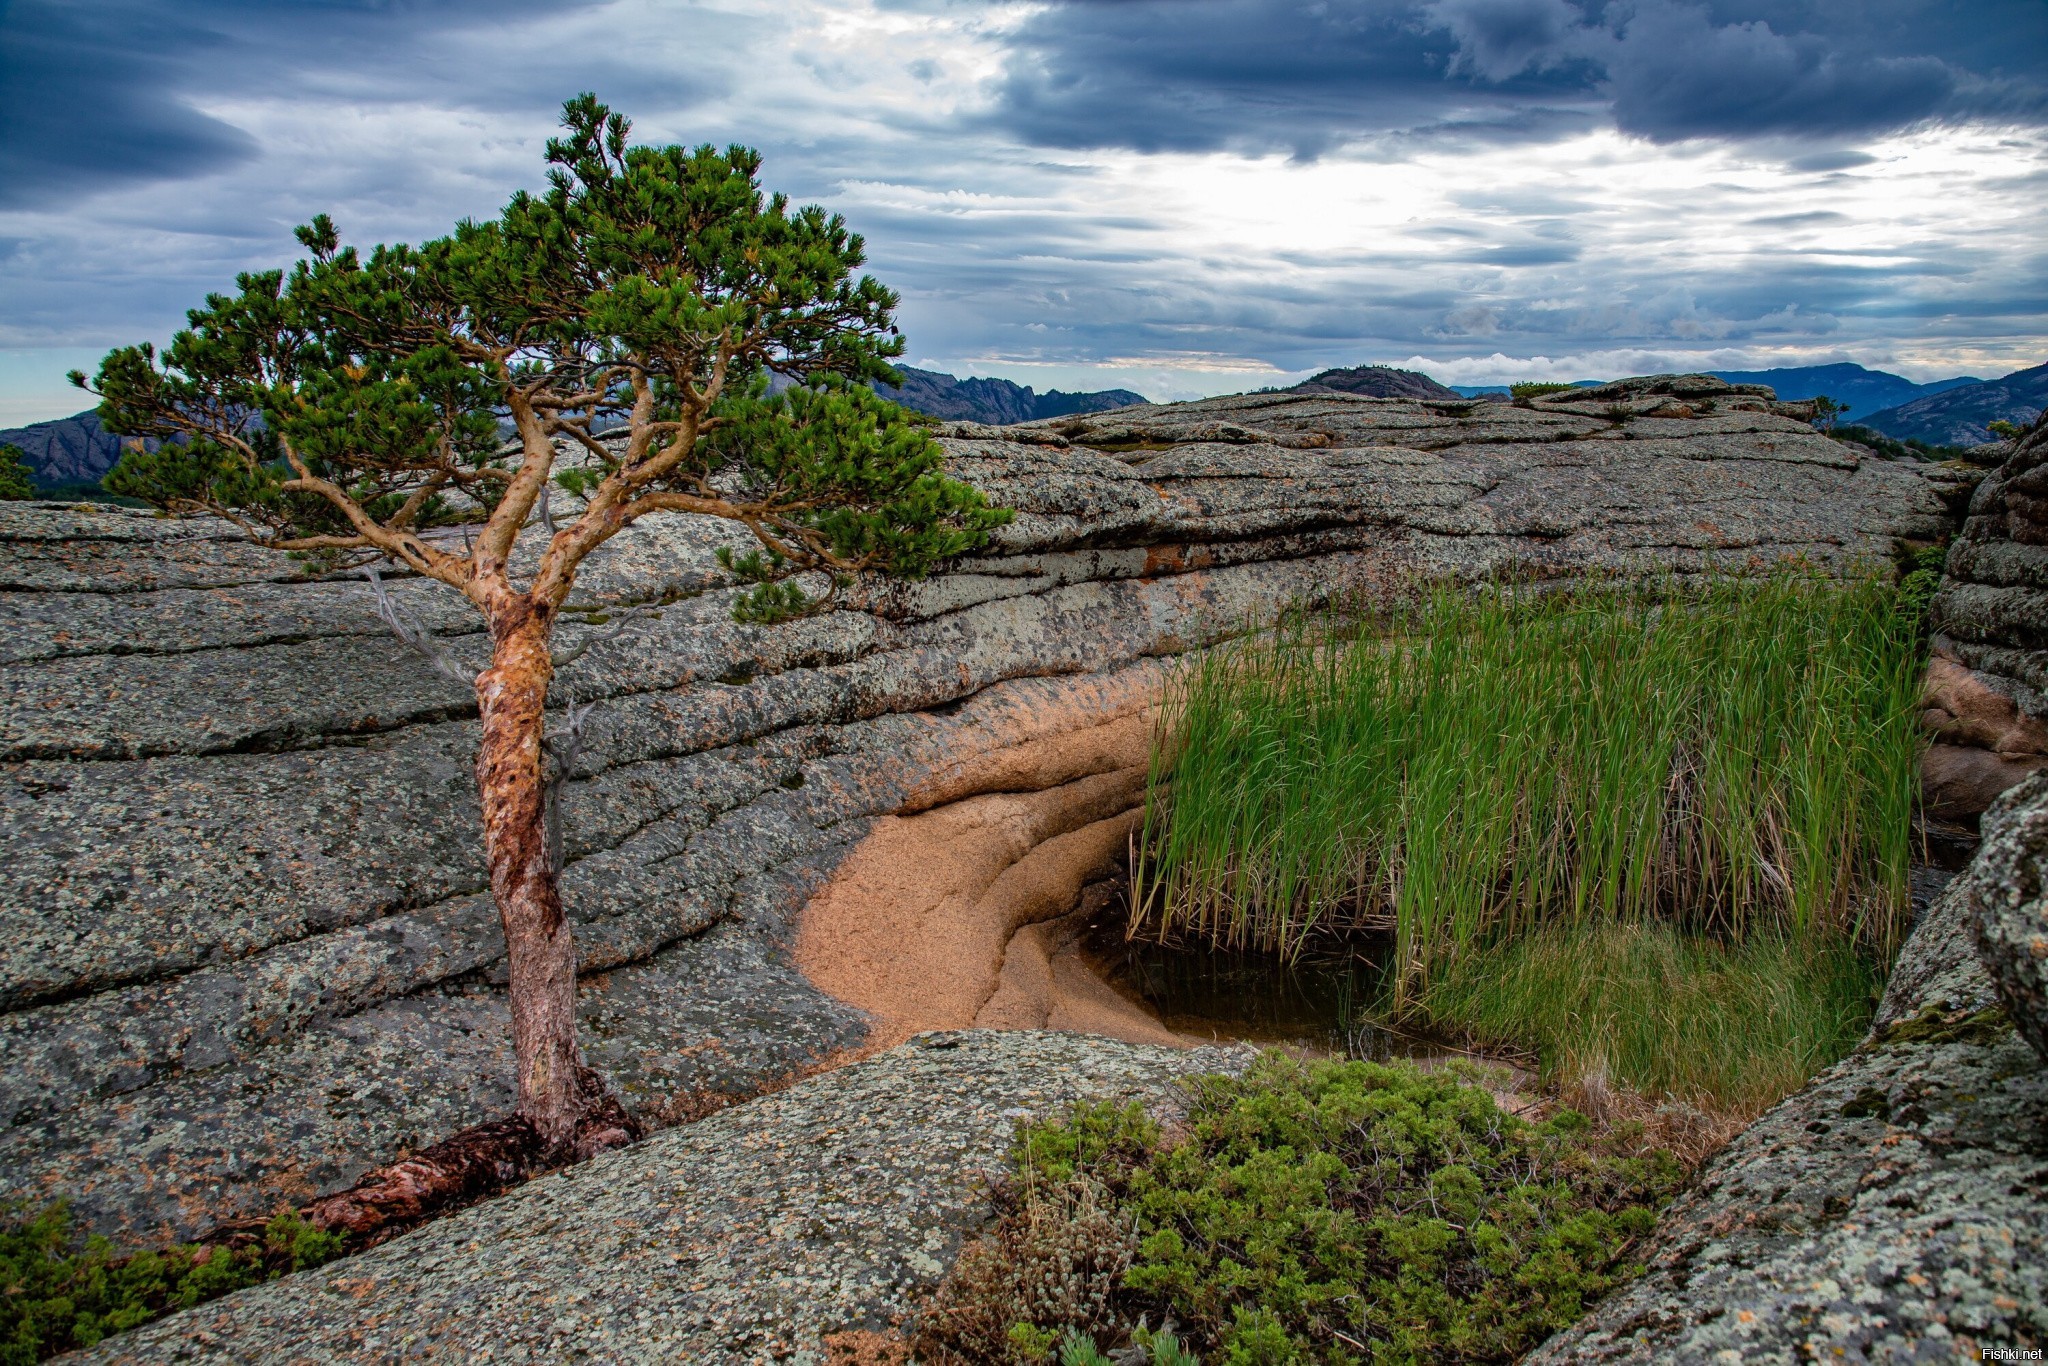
2, 0, 2045, 424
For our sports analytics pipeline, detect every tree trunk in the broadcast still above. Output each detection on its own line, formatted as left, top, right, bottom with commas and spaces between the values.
473, 594, 588, 1150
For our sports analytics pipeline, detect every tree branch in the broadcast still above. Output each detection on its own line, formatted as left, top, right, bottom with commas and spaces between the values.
365, 566, 479, 688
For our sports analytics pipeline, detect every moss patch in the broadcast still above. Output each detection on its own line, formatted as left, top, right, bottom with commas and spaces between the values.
1867, 1003, 2013, 1050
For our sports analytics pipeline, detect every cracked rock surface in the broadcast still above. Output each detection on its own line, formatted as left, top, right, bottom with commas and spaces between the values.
69, 1031, 1251, 1365
1530, 774, 2048, 1364
0, 382, 1952, 1244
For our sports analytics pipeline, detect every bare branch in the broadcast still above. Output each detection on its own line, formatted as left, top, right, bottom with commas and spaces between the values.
365, 566, 479, 688
541, 698, 598, 876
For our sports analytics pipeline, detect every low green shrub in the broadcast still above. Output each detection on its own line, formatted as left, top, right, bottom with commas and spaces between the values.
1508, 382, 1578, 399
1829, 424, 1985, 463
918, 1054, 1683, 1365
0, 1202, 344, 1363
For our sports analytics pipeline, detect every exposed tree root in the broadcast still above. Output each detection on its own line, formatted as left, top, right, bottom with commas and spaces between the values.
302, 1068, 639, 1246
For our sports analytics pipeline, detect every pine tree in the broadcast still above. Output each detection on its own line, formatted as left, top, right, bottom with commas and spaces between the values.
0, 443, 33, 500
78, 95, 1009, 1171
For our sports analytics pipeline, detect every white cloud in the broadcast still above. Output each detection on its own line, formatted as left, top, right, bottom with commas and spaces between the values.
1, 0, 2043, 426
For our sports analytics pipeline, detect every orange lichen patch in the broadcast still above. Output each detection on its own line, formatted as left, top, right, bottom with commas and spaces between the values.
1143, 544, 1187, 576
798, 688, 1189, 1053
1140, 543, 1217, 578
822, 1329, 915, 1365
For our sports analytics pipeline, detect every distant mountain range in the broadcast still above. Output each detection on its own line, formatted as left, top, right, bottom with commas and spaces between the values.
0, 367, 1152, 495
879, 366, 1147, 425
11, 358, 2037, 494
1858, 362, 2048, 448
1705, 364, 1981, 423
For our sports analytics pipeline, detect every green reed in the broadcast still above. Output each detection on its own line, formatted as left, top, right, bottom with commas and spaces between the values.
1130, 570, 1926, 1109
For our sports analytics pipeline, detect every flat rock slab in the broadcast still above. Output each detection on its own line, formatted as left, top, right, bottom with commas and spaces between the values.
74, 1031, 1247, 1365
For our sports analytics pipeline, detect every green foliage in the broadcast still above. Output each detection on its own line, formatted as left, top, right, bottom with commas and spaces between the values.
1829, 424, 1983, 463
1508, 382, 1577, 399
0, 444, 32, 501
0, 1202, 343, 1363
1809, 394, 1848, 431
933, 1055, 1682, 1365
1894, 541, 1948, 632
1986, 419, 2022, 440
1414, 923, 1878, 1114
1132, 571, 1924, 1110
80, 93, 1007, 615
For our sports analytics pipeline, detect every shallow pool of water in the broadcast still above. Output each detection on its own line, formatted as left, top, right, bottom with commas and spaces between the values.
1078, 913, 1427, 1057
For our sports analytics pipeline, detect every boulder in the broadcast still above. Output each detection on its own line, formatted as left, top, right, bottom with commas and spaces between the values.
1971, 774, 2048, 1065
65, 1032, 1253, 1364
1531, 774, 2048, 1362
0, 381, 1953, 1244
1927, 412, 2048, 823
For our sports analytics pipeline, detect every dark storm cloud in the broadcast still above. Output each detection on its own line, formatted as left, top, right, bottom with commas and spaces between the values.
985, 0, 2048, 156
0, 0, 623, 210
986, 0, 1602, 157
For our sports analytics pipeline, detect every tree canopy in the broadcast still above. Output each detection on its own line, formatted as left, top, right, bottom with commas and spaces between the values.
82, 92, 1006, 619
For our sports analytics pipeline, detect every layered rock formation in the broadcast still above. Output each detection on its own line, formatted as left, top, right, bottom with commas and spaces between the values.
0, 379, 1951, 1247
1925, 414, 2048, 822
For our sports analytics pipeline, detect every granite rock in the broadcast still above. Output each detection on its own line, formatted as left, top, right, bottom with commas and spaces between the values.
0, 381, 1953, 1244
1934, 413, 2048, 729
1529, 774, 2048, 1363
67, 1032, 1252, 1365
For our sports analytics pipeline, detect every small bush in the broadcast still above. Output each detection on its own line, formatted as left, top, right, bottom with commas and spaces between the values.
0, 444, 31, 502
0, 1202, 344, 1363
918, 1055, 1682, 1365
1508, 382, 1577, 400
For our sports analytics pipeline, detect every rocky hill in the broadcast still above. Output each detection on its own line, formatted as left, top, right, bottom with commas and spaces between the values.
0, 408, 140, 492
0, 375, 1955, 1256
1291, 364, 1460, 399
880, 365, 1147, 424
1862, 361, 2048, 447
1708, 362, 1980, 421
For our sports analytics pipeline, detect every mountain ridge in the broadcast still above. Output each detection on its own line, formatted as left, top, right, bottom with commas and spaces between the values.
0, 367, 1153, 494
1859, 362, 2048, 447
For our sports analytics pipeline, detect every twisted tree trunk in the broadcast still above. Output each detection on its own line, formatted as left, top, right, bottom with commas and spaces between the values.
473, 592, 589, 1149
300, 589, 636, 1244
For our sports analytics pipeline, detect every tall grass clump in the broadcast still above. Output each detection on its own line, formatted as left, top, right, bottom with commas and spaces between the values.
1130, 569, 1925, 1113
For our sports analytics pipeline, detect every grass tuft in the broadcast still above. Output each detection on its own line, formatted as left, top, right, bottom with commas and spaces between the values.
1131, 569, 1925, 1113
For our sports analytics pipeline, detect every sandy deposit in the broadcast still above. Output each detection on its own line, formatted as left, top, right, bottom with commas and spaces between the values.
795, 692, 1184, 1050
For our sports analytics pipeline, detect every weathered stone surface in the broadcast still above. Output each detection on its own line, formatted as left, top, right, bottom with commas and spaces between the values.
1529, 774, 2048, 1364
69, 1032, 1251, 1365
0, 383, 1953, 1244
1972, 774, 2048, 1065
1935, 414, 2048, 728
